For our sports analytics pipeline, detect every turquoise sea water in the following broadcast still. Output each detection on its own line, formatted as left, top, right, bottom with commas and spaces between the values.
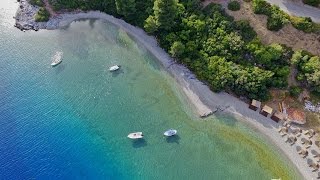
0, 1, 301, 179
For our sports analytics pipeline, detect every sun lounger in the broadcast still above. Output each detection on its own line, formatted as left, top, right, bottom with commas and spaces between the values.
302, 153, 308, 158
280, 132, 287, 137
309, 134, 314, 139
310, 163, 319, 172
290, 141, 296, 146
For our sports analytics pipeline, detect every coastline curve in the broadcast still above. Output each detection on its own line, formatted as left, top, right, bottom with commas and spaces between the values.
15, 3, 313, 179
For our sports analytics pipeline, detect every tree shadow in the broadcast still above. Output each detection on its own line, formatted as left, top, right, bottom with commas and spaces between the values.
165, 135, 181, 144
132, 138, 147, 148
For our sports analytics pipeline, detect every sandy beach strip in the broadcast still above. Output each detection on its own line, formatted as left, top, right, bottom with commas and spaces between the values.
15, 7, 317, 179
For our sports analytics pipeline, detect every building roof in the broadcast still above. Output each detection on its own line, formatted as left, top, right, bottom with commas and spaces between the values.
262, 105, 273, 114
272, 111, 285, 120
251, 99, 261, 108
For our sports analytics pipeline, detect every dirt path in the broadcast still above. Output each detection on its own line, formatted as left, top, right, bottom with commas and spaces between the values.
224, 1, 320, 56
43, 0, 57, 17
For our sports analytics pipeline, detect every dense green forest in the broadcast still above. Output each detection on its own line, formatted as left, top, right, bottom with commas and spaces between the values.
41, 0, 320, 101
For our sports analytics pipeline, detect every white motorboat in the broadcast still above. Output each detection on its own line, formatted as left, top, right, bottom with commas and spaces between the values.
127, 132, 143, 139
109, 65, 120, 71
164, 129, 177, 137
51, 51, 63, 67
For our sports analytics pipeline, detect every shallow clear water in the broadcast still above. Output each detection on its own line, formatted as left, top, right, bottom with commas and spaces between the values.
0, 1, 301, 179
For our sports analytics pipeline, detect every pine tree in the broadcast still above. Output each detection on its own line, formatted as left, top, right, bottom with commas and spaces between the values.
153, 0, 179, 31
115, 0, 136, 21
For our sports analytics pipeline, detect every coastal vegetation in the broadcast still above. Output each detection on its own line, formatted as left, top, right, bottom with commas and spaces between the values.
35, 7, 50, 22
303, 0, 320, 7
40, 0, 320, 101
29, 0, 50, 22
228, 1, 241, 11
252, 0, 320, 33
291, 50, 320, 93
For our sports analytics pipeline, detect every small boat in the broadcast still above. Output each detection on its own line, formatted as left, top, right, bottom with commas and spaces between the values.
164, 129, 177, 137
109, 65, 120, 71
127, 132, 143, 139
51, 51, 63, 67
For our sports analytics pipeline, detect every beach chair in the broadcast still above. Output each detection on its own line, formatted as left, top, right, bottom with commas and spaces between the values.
303, 153, 308, 158
310, 163, 319, 172
304, 130, 310, 135
305, 144, 312, 149
280, 132, 287, 137
290, 141, 296, 146
309, 134, 314, 139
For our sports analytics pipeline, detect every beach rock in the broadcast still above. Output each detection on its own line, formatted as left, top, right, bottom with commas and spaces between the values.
15, 0, 44, 31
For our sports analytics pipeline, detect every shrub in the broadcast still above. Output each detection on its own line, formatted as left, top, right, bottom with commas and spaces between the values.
234, 20, 257, 41
290, 16, 315, 33
266, 8, 288, 31
289, 86, 302, 97
303, 0, 320, 6
228, 1, 241, 11
35, 7, 50, 22
252, 0, 272, 15
30, 0, 44, 7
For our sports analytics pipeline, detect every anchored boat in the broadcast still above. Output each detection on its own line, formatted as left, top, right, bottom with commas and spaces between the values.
109, 65, 120, 71
164, 129, 177, 137
51, 51, 63, 67
127, 132, 143, 139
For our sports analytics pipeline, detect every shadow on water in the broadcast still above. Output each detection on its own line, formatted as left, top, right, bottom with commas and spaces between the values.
132, 138, 147, 148
54, 64, 66, 74
165, 135, 180, 144
111, 69, 124, 77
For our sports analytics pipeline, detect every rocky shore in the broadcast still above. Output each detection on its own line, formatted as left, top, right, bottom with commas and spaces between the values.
14, 0, 60, 31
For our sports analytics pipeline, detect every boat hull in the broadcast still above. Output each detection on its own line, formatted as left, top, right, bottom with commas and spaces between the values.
51, 60, 62, 67
164, 129, 177, 137
127, 132, 143, 139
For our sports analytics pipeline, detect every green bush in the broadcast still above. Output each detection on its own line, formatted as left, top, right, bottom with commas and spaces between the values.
266, 8, 288, 31
228, 1, 241, 11
30, 0, 44, 7
290, 16, 315, 33
303, 0, 320, 6
252, 0, 288, 31
35, 7, 50, 22
234, 20, 257, 41
252, 0, 272, 15
289, 86, 302, 97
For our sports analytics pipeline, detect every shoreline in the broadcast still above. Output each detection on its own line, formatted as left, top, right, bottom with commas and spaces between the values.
15, 2, 315, 179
